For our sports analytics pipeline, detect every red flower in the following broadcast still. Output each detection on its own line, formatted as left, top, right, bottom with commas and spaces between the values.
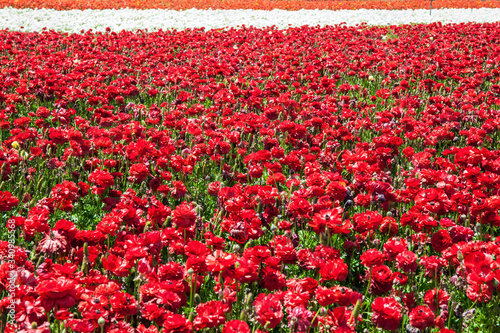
414, 188, 452, 215
110, 292, 138, 318
323, 306, 356, 332
423, 288, 450, 313
360, 249, 385, 268
172, 203, 197, 229
396, 250, 418, 273
371, 297, 402, 331
431, 229, 453, 252
353, 211, 383, 233
409, 305, 435, 330
253, 293, 283, 329
36, 277, 78, 311
193, 301, 228, 329
88, 168, 114, 189
288, 198, 312, 218
128, 163, 149, 183
0, 191, 19, 212
320, 259, 348, 283
162, 311, 192, 333
222, 320, 250, 333
326, 181, 348, 201
50, 181, 79, 211
369, 265, 393, 295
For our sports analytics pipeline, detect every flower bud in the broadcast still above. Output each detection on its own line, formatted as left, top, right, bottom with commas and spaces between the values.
98, 317, 106, 327
194, 293, 201, 305
351, 299, 362, 324
245, 293, 253, 307
240, 309, 248, 321
83, 242, 89, 257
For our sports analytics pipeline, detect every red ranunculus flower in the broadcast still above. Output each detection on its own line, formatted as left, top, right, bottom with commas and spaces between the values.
222, 320, 250, 333
172, 202, 197, 229
409, 305, 435, 330
0, 191, 19, 212
36, 277, 78, 311
371, 297, 403, 331
193, 301, 228, 329
254, 293, 283, 329
431, 229, 453, 252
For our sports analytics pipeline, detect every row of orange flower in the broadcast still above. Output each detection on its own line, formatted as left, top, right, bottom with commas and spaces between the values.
2, 0, 500, 11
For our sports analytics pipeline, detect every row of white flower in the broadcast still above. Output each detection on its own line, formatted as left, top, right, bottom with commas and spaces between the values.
2, 8, 500, 32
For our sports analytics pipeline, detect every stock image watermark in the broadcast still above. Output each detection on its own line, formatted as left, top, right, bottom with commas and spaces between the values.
5, 218, 17, 326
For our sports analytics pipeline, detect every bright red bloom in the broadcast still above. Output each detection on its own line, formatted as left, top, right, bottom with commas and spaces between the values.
423, 288, 450, 313
162, 311, 192, 333
222, 320, 250, 333
369, 265, 393, 295
0, 191, 19, 212
172, 203, 197, 229
360, 249, 385, 268
414, 188, 452, 215
36, 277, 78, 311
353, 211, 383, 233
409, 305, 435, 330
371, 297, 403, 331
396, 250, 418, 273
193, 301, 228, 329
320, 259, 348, 282
128, 163, 149, 183
254, 293, 283, 329
88, 168, 114, 189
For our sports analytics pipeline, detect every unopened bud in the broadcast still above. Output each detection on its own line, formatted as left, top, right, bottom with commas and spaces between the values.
98, 317, 105, 327
457, 249, 464, 261
245, 293, 253, 307
187, 268, 195, 275
351, 299, 362, 324
83, 243, 89, 257
240, 309, 248, 321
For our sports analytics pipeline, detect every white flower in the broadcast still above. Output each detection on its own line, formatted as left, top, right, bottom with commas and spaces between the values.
1, 8, 499, 32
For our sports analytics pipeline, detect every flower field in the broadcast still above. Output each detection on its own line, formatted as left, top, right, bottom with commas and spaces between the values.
1, 0, 500, 10
1, 1, 500, 333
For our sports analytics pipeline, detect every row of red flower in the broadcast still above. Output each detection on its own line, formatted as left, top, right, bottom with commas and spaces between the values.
0, 23, 500, 332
